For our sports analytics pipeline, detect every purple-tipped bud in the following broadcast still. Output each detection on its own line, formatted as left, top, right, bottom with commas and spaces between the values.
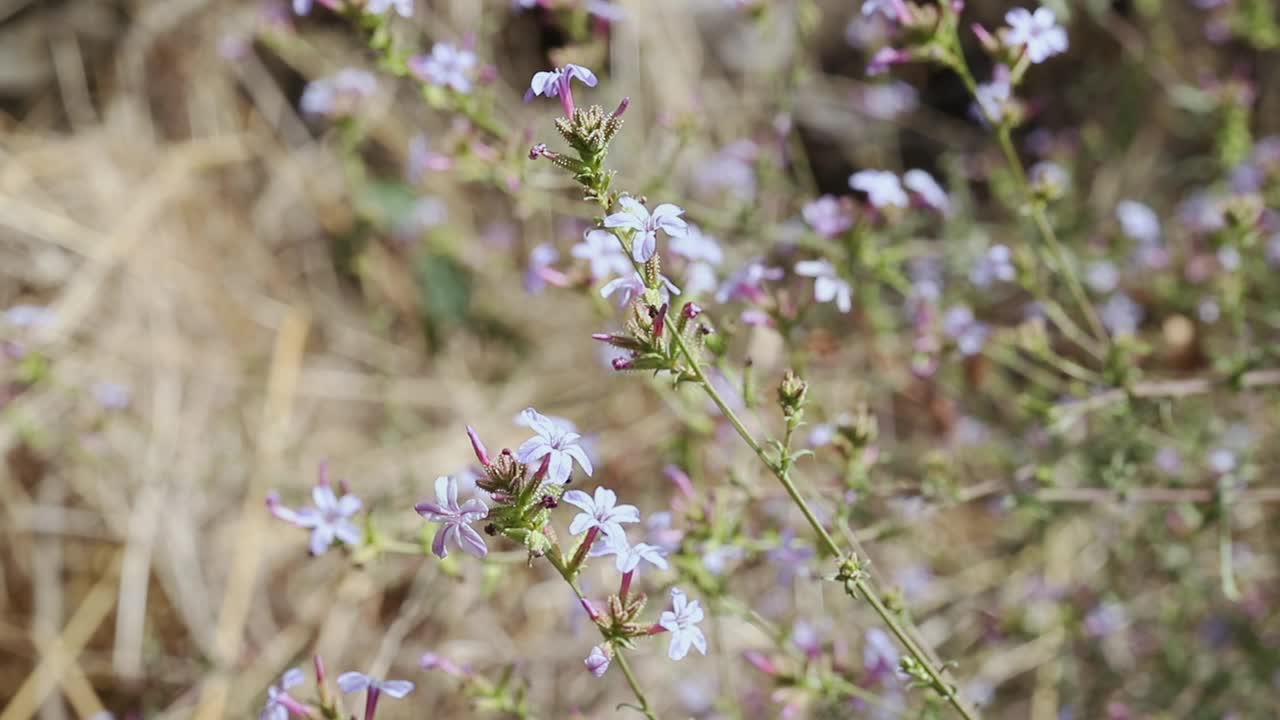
743, 650, 779, 676
682, 302, 703, 319
972, 22, 999, 53
317, 460, 331, 487
540, 494, 559, 509
652, 303, 668, 341
420, 652, 468, 678
611, 357, 634, 371
466, 425, 492, 466
529, 143, 551, 160
314, 654, 327, 685
611, 96, 631, 120
664, 465, 696, 500
585, 645, 611, 678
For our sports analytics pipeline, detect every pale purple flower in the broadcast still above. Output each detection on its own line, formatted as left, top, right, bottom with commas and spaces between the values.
1084, 602, 1128, 637
1101, 293, 1143, 336
91, 381, 131, 410
1030, 161, 1070, 195
1116, 200, 1160, 243
700, 544, 744, 575
600, 271, 680, 308
572, 229, 632, 280
863, 628, 901, 685
524, 243, 561, 294
585, 645, 611, 677
409, 43, 476, 93
365, 0, 413, 17
300, 69, 377, 118
1217, 245, 1241, 272
515, 408, 593, 485
1003, 7, 1068, 64
802, 195, 854, 238
669, 225, 723, 265
1084, 260, 1119, 294
337, 672, 414, 720
794, 260, 853, 313
267, 478, 363, 556
970, 244, 1016, 287
592, 529, 669, 574
903, 169, 950, 214
419, 652, 468, 677
415, 475, 489, 558
861, 0, 908, 21
1207, 448, 1237, 475
659, 589, 708, 661
867, 47, 910, 76
943, 305, 989, 356
604, 196, 689, 263
5, 304, 53, 328
974, 66, 1012, 124
849, 170, 908, 209
563, 486, 639, 538
527, 64, 598, 116
261, 668, 307, 720
683, 262, 719, 297
1199, 297, 1221, 323
716, 259, 784, 303
858, 82, 918, 119
586, 0, 625, 21
293, 0, 313, 14
694, 141, 758, 200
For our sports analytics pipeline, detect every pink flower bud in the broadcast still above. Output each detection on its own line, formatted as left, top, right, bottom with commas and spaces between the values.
466, 425, 491, 466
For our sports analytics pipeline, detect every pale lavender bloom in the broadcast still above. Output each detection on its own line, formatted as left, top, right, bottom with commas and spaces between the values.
974, 66, 1012, 124
659, 589, 708, 661
516, 408, 593, 485
1116, 200, 1160, 243
904, 169, 950, 214
365, 0, 413, 17
586, 0, 625, 21
585, 645, 611, 677
524, 243, 560, 294
863, 628, 901, 685
261, 668, 307, 720
1217, 246, 1241, 272
861, 0, 907, 21
766, 531, 814, 583
293, 0, 313, 14
645, 511, 685, 552
795, 260, 853, 313
850, 170, 908, 209
1207, 448, 1237, 475
1198, 297, 1221, 323
600, 271, 679, 308
970, 244, 1016, 287
716, 259, 783, 303
683, 262, 719, 297
415, 475, 489, 558
1154, 446, 1182, 475
409, 43, 477, 93
1003, 7, 1068, 63
1084, 260, 1119, 294
943, 305, 989, 356
337, 672, 414, 720
1084, 602, 1128, 637
699, 544, 744, 575
802, 195, 854, 238
669, 225, 723, 265
858, 82, 918, 119
790, 620, 824, 657
1101, 293, 1143, 336
4, 304, 53, 328
572, 229, 631, 280
563, 486, 639, 538
527, 64, 598, 116
603, 196, 689, 262
267, 480, 363, 556
591, 529, 669, 573
300, 69, 377, 118
694, 141, 758, 200
92, 381, 131, 410
1030, 161, 1070, 195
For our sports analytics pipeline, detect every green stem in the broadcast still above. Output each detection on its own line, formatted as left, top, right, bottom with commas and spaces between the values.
546, 547, 660, 719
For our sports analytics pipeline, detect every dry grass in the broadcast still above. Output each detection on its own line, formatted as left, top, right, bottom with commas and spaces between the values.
2, 1, 1279, 719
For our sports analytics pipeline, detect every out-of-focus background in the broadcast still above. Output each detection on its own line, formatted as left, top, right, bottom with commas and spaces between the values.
2, 1, 1279, 718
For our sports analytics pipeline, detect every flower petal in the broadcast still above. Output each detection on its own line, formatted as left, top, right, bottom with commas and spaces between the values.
565, 445, 594, 477
562, 489, 594, 511
281, 668, 305, 689
457, 524, 489, 558
379, 680, 415, 698
337, 672, 370, 693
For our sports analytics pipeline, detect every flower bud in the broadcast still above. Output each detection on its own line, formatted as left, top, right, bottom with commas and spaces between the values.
777, 370, 808, 416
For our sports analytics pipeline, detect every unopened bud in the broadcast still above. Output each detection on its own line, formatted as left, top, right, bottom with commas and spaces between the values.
610, 96, 631, 120
778, 369, 808, 415
466, 425, 492, 466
